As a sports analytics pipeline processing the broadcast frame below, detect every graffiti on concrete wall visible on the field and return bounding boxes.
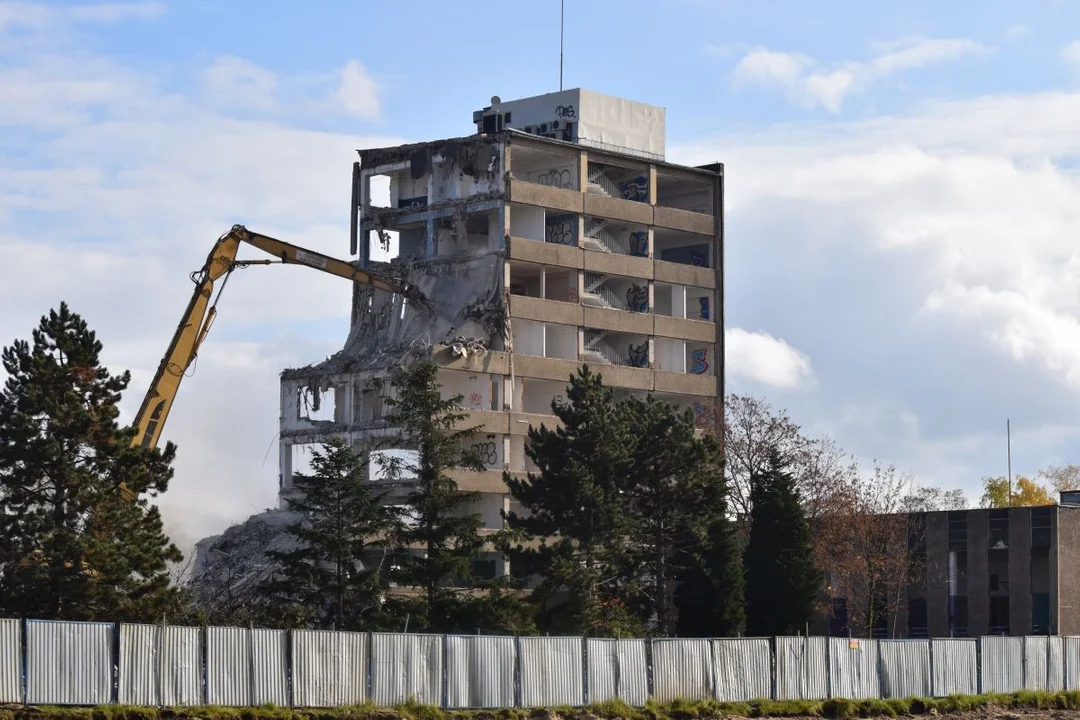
[690,348,709,374]
[629,231,649,257]
[694,402,710,429]
[535,168,573,189]
[470,439,499,467]
[699,297,710,320]
[619,176,649,203]
[628,342,649,368]
[626,285,649,313]
[545,216,577,245]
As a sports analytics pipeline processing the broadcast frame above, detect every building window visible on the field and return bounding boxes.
[1032,507,1052,549]
[989,508,1010,549]
[908,598,928,638]
[1033,593,1051,635]
[948,511,968,551]
[990,596,1010,635]
[829,598,849,637]
[949,595,969,637]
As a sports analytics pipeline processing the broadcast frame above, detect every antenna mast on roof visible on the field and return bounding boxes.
[559,0,565,91]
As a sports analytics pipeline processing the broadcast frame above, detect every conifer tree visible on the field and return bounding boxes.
[621,396,726,636]
[744,450,821,636]
[380,360,487,632]
[675,509,745,637]
[504,366,641,636]
[263,437,399,630]
[0,303,182,621]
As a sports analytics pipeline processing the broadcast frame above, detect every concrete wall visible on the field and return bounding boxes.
[1057,507,1080,635]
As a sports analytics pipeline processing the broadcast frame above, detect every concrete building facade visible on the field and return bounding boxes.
[276,90,724,577]
[825,501,1080,638]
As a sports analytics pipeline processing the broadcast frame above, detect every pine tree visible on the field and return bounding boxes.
[262,437,399,630]
[504,366,641,636]
[675,509,745,637]
[744,450,821,636]
[0,303,182,621]
[380,360,486,632]
[621,396,726,636]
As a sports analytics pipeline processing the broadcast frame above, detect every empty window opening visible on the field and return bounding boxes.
[582,216,648,256]
[653,227,712,268]
[582,272,648,312]
[586,160,648,203]
[510,144,578,190]
[297,385,337,423]
[436,211,495,257]
[520,378,566,415]
[508,262,543,298]
[655,338,686,373]
[439,370,493,411]
[583,328,649,368]
[655,170,714,214]
[509,203,546,242]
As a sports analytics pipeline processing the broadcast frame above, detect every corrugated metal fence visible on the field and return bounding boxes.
[0,619,1076,708]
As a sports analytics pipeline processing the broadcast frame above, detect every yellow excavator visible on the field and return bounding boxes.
[129,224,428,453]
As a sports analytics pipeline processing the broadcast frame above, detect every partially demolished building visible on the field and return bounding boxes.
[196,88,724,588]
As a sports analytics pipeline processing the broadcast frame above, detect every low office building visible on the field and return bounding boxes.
[824,496,1080,638]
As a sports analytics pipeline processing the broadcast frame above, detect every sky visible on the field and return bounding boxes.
[3,0,1080,557]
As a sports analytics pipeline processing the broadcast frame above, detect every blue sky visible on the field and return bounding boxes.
[4,1,1080,553]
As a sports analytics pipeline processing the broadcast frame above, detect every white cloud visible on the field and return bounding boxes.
[201,56,279,112]
[731,36,990,112]
[335,60,380,120]
[0,22,403,557]
[1062,40,1080,73]
[672,86,1080,492]
[725,328,815,389]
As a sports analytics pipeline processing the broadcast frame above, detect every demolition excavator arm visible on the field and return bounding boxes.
[130,224,428,452]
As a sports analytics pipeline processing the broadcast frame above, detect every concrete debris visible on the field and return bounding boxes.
[191,508,299,599]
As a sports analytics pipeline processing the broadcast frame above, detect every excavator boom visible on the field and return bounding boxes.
[130,224,425,451]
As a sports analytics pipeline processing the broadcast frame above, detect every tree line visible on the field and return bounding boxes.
[1,305,1076,637]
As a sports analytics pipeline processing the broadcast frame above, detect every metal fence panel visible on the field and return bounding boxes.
[586,638,648,706]
[371,633,443,707]
[292,630,367,707]
[1066,637,1080,690]
[163,626,203,706]
[252,629,288,706]
[207,626,251,706]
[1025,637,1048,691]
[982,636,1024,694]
[119,624,157,705]
[0,619,21,704]
[712,638,771,702]
[26,620,113,705]
[519,636,585,707]
[651,638,713,702]
[1049,637,1065,692]
[829,637,880,700]
[931,638,978,696]
[446,635,515,709]
[775,637,827,701]
[878,640,930,699]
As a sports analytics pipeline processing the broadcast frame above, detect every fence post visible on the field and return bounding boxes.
[366,631,375,706]
[646,637,654,702]
[707,636,718,701]
[976,636,983,695]
[928,639,936,698]
[825,636,832,700]
[514,635,523,708]
[581,636,590,705]
[157,615,165,708]
[770,637,777,701]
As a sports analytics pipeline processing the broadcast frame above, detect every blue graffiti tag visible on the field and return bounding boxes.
[629,231,648,257]
[618,175,649,203]
[699,296,710,320]
[689,250,707,267]
[628,342,649,368]
[690,348,709,374]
